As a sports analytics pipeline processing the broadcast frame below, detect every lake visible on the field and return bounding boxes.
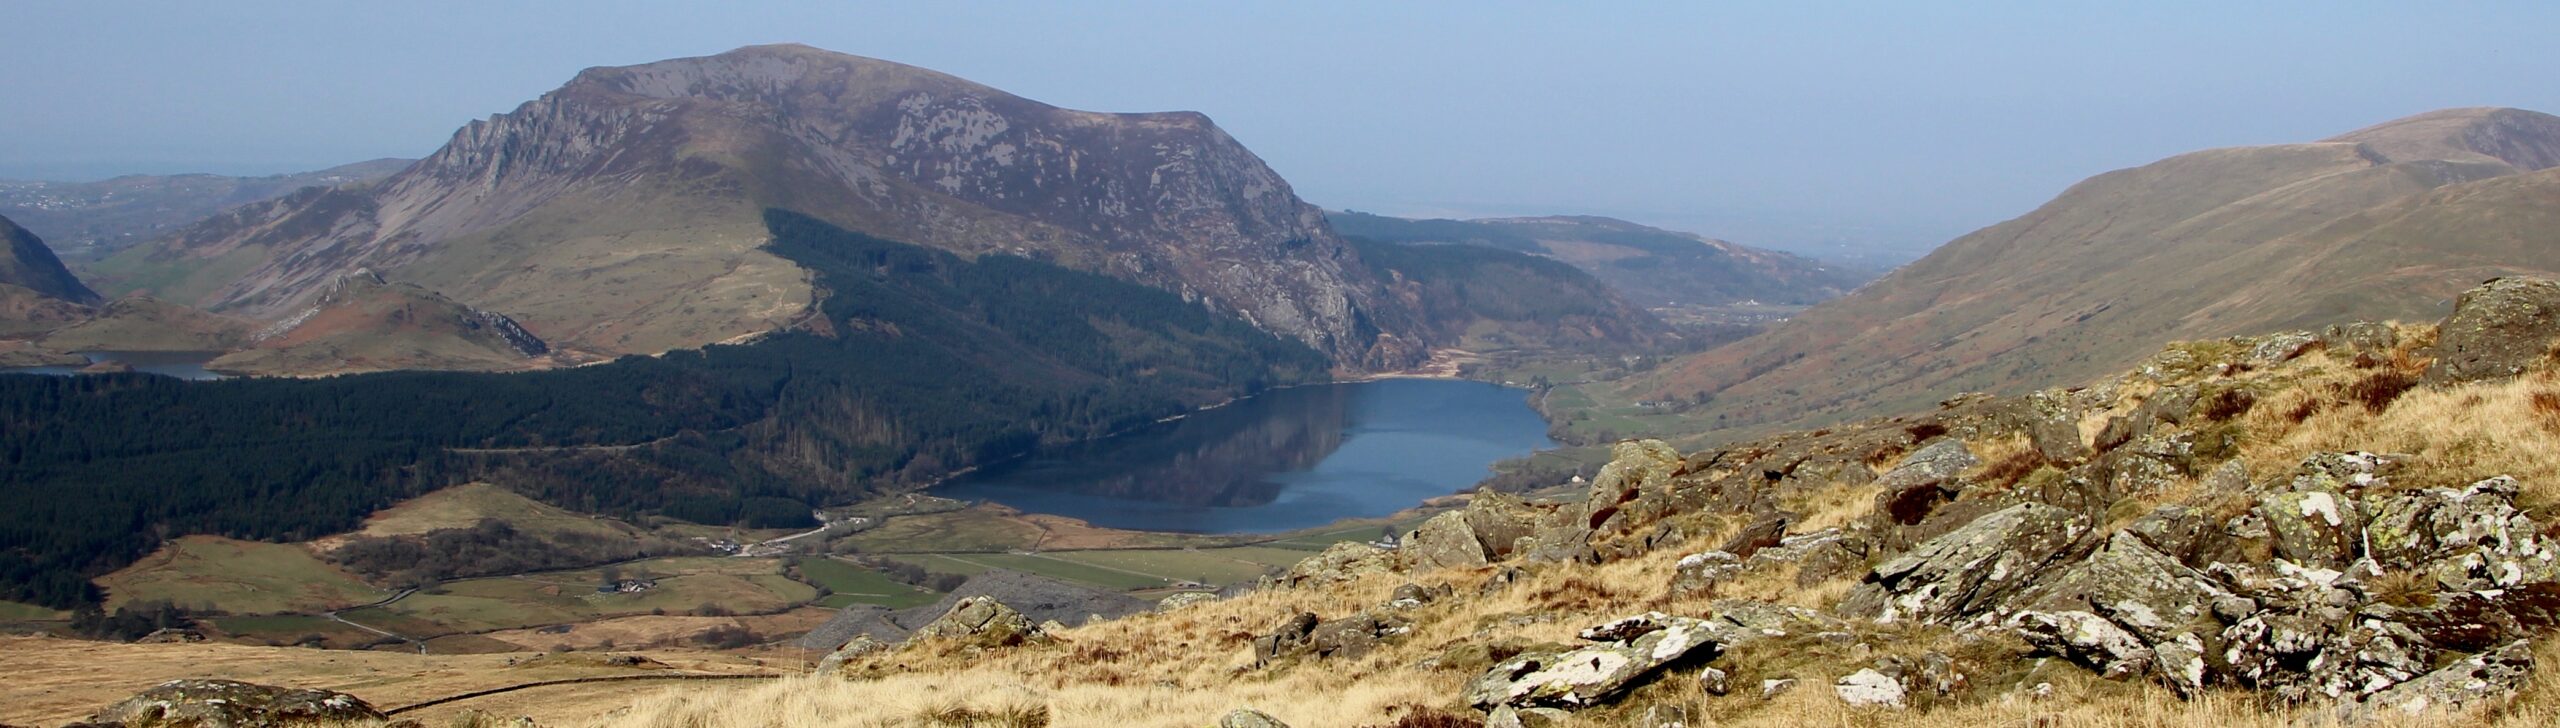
[0,350,226,380]
[934,378,1557,534]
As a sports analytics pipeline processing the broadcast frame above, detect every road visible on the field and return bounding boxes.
[326,588,419,651]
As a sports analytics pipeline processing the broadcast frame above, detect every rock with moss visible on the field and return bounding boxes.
[1156,591,1218,612]
[83,679,386,727]
[813,634,884,675]
[907,596,1051,649]
[2426,276,2560,385]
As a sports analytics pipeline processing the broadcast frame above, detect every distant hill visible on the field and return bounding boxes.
[1351,238,1673,353]
[0,213,99,338]
[1326,211,1875,311]
[90,45,1433,369]
[1637,107,2560,438]
[0,159,410,261]
[205,270,551,377]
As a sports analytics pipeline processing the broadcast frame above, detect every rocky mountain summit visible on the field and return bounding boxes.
[100,44,1431,368]
[670,276,2560,727]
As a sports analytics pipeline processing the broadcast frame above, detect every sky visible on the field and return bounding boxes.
[4,2,2557,261]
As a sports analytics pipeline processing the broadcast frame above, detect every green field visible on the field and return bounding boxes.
[0,600,68,620]
[834,509,1045,553]
[210,614,388,649]
[358,557,818,636]
[97,536,391,614]
[797,558,940,609]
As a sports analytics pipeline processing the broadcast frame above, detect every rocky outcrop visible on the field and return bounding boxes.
[1253,611,1412,666]
[80,679,385,727]
[2426,276,2560,384]
[908,596,1052,649]
[1280,542,1394,587]
[1839,502,2092,625]
[1403,490,1551,571]
[1464,613,1723,711]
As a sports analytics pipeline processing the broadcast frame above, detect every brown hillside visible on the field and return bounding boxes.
[1637,108,2560,439]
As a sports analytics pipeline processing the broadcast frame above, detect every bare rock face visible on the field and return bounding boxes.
[82,679,385,727]
[2426,277,2560,384]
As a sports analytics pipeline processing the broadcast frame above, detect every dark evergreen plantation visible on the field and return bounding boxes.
[0,210,1331,608]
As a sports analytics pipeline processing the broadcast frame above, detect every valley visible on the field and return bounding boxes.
[2,20,2558,727]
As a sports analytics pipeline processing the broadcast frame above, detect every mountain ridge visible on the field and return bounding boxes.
[1636,107,2560,439]
[98,45,1431,369]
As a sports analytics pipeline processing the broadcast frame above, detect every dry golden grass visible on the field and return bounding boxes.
[0,635,780,727]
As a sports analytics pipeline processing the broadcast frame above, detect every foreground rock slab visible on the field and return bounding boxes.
[1465,613,1721,711]
[81,679,386,728]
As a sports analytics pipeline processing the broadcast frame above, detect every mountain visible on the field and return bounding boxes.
[92,45,1428,368]
[1637,107,2560,438]
[0,213,101,338]
[0,159,410,261]
[1351,238,1673,353]
[203,270,551,377]
[1327,211,1875,311]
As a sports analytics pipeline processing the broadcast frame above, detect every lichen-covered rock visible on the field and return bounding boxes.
[2015,531,2234,642]
[1403,510,1492,570]
[1385,582,1451,609]
[1464,613,1723,710]
[1670,550,1744,597]
[1218,708,1291,728]
[2255,489,2363,568]
[1580,440,1687,536]
[1698,599,1846,648]
[1157,591,1218,612]
[1697,667,1730,696]
[1834,668,1907,708]
[2425,277,2560,385]
[2321,322,2398,354]
[2247,331,2320,364]
[1254,612,1410,666]
[908,596,1051,649]
[1874,439,1979,493]
[1840,503,2091,625]
[1282,541,1392,587]
[2337,639,2535,722]
[85,679,386,728]
[813,634,885,675]
[2010,610,2153,681]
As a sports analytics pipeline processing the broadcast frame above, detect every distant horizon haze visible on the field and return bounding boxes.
[5,2,2555,260]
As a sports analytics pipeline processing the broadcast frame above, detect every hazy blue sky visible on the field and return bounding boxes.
[4,2,2556,259]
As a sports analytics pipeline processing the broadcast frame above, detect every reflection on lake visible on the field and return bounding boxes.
[935,379,1556,534]
[0,351,226,380]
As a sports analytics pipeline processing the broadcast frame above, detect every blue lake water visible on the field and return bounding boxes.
[0,351,226,380]
[934,378,1557,534]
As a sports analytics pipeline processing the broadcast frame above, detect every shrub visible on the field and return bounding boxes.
[2342,371,2421,414]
